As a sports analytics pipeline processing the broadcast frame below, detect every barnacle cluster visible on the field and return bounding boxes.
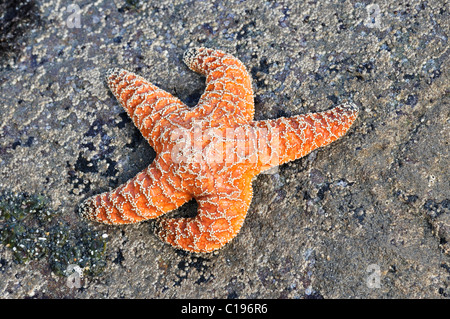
[0,191,107,276]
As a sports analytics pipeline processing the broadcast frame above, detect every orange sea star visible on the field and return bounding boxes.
[79,47,359,253]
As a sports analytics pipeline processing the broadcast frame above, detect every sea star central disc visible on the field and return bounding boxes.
[79,47,359,253]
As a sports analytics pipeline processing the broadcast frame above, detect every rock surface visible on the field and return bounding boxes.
[0,0,448,298]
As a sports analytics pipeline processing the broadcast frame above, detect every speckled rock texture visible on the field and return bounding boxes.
[0,0,448,298]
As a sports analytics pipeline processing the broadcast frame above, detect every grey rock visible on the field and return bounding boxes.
[0,0,448,298]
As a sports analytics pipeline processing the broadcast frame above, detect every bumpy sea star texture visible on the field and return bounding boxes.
[79,47,358,253]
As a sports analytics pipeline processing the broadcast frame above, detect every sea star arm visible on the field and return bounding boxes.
[155,184,253,253]
[79,160,192,224]
[183,47,255,125]
[107,68,189,151]
[253,102,359,173]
